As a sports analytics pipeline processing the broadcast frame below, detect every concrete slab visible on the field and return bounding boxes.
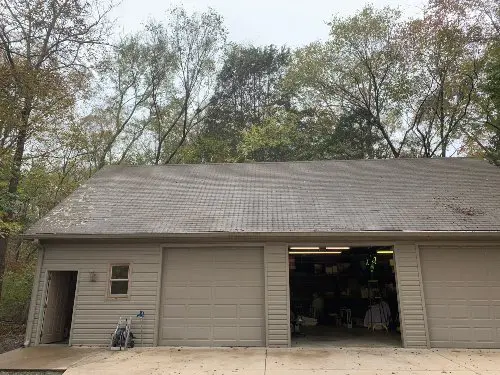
[435,349,500,372]
[266,347,464,372]
[265,371,478,375]
[2,346,497,374]
[62,347,500,375]
[0,347,102,371]
[64,347,266,375]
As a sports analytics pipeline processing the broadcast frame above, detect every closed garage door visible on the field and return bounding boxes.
[159,247,265,346]
[420,246,500,348]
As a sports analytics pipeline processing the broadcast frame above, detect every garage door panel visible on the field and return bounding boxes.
[185,326,211,339]
[212,304,237,317]
[426,304,448,318]
[448,305,468,318]
[474,328,493,341]
[214,286,262,299]
[214,249,263,263]
[239,304,263,317]
[463,266,488,280]
[212,317,264,325]
[188,287,211,299]
[165,286,187,298]
[163,305,186,317]
[186,305,211,317]
[167,250,213,263]
[451,328,472,342]
[184,269,220,282]
[429,327,450,341]
[162,326,184,339]
[421,246,500,348]
[160,247,265,346]
[214,268,263,282]
[213,327,238,339]
[239,327,264,339]
[470,305,491,319]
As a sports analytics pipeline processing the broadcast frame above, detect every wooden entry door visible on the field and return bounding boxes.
[41,271,74,344]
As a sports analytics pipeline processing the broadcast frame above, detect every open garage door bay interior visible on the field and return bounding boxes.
[159,247,265,347]
[289,245,402,348]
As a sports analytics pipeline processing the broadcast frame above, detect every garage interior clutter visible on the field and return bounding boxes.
[289,246,401,347]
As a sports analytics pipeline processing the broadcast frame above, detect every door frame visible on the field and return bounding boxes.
[35,270,79,346]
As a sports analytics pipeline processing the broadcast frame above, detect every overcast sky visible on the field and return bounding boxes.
[111,0,427,47]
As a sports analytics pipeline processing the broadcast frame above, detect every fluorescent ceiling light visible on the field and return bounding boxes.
[377,250,394,254]
[326,247,350,250]
[289,246,320,250]
[289,251,342,255]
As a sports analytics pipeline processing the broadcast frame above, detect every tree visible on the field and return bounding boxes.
[198,44,292,161]
[83,34,153,171]
[288,7,410,158]
[238,112,305,162]
[400,0,484,157]
[454,0,500,164]
[146,8,227,165]
[0,0,113,300]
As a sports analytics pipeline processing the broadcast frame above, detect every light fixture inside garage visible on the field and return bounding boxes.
[326,247,350,250]
[289,246,320,251]
[377,250,394,254]
[289,251,342,255]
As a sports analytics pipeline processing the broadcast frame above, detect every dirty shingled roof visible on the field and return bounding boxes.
[25,158,500,236]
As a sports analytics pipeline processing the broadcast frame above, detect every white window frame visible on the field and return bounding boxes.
[109,264,130,298]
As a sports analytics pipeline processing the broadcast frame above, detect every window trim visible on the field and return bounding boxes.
[108,264,131,298]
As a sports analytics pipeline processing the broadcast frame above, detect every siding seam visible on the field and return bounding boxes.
[153,245,162,347]
[264,247,269,347]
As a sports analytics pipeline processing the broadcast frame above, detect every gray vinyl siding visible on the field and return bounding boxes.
[30,243,161,346]
[264,244,289,347]
[394,244,429,348]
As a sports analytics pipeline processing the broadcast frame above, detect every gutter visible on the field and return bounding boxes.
[21,230,500,241]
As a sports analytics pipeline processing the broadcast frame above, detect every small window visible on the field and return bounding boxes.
[109,265,130,297]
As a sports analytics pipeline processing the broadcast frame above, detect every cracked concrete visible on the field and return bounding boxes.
[2,346,500,374]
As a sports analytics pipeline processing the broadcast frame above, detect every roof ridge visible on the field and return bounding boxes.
[100,157,485,168]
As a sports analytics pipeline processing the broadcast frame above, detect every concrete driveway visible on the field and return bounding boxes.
[62,347,500,375]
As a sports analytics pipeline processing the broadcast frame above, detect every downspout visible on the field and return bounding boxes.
[24,240,44,347]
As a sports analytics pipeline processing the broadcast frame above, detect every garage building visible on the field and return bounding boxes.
[23,158,500,349]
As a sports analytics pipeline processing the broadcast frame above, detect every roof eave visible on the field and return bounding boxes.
[22,230,500,241]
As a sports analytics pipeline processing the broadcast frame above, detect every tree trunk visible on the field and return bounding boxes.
[1,101,31,302]
[8,125,28,194]
[0,237,6,302]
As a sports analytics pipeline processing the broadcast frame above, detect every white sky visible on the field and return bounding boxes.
[111,0,427,47]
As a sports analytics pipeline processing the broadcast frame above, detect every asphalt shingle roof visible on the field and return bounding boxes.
[26,158,500,236]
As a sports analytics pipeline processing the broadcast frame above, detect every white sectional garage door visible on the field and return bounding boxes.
[420,246,500,348]
[159,247,265,346]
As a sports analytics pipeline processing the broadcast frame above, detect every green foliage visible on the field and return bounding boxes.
[201,44,292,160]
[482,42,500,164]
[238,113,305,162]
[180,137,236,163]
[0,261,35,323]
